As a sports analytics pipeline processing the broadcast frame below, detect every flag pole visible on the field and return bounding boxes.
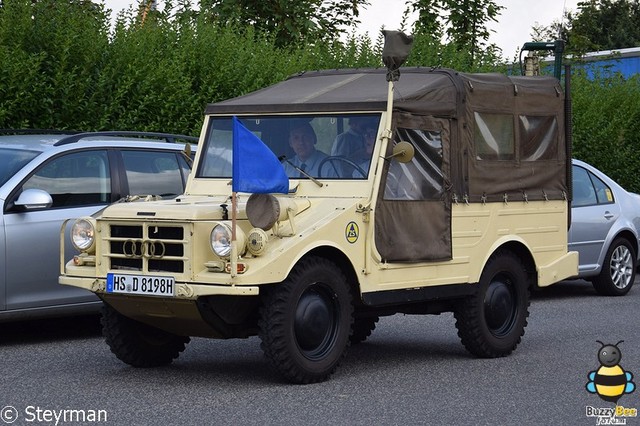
[231,191,238,278]
[363,30,413,275]
[229,116,289,279]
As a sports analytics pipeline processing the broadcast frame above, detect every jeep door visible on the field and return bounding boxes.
[374,115,452,263]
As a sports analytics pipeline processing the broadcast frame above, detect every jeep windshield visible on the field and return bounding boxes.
[197,114,381,180]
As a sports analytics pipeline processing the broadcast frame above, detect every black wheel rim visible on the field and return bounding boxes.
[483,275,517,337]
[294,283,340,361]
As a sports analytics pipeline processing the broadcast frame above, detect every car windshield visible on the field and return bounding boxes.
[197,114,381,180]
[0,148,41,187]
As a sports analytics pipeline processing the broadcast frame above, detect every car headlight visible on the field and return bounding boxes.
[71,218,96,253]
[210,222,246,259]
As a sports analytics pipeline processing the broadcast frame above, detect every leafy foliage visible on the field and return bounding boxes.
[571,71,640,192]
[0,0,379,134]
[0,0,110,128]
[405,0,504,68]
[529,0,640,191]
[533,0,640,56]
[1,0,639,192]
[199,0,370,47]
[569,0,640,54]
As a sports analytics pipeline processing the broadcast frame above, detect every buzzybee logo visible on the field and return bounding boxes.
[586,341,635,403]
[585,341,637,425]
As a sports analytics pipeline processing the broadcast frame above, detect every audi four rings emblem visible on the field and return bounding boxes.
[122,239,166,258]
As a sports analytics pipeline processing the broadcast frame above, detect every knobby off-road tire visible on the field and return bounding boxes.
[592,237,636,296]
[454,250,530,358]
[350,316,379,344]
[258,257,354,384]
[101,303,190,367]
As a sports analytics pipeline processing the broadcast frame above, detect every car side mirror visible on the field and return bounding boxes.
[14,188,53,210]
[385,141,415,163]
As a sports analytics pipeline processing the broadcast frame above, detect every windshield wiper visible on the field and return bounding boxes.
[279,156,323,188]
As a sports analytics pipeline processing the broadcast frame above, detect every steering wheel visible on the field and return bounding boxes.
[318,156,367,178]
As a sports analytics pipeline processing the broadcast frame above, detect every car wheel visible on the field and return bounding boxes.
[258,257,354,384]
[592,238,636,296]
[454,250,530,358]
[350,316,379,344]
[101,303,190,367]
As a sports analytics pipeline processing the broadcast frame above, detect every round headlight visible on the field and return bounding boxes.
[210,223,247,259]
[211,223,232,258]
[71,218,96,253]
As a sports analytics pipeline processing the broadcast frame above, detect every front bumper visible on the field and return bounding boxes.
[59,275,259,300]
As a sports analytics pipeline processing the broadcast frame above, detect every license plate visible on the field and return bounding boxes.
[106,273,175,297]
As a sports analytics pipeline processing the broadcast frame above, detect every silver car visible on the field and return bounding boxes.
[0,131,196,322]
[570,159,640,295]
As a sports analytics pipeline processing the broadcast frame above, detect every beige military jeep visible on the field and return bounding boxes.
[60,67,578,383]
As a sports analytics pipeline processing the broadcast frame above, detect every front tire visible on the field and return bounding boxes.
[258,257,354,384]
[454,250,530,358]
[592,238,636,296]
[101,303,190,367]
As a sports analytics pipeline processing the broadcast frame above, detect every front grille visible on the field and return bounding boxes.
[107,223,186,273]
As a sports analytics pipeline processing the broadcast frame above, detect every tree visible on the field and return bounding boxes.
[534,0,640,55]
[405,0,504,69]
[570,0,640,53]
[405,0,442,36]
[441,0,503,57]
[529,17,569,44]
[198,0,370,47]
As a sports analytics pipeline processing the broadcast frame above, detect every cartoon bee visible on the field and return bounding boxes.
[586,340,635,403]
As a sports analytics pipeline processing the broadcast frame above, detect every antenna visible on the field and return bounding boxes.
[559,0,568,39]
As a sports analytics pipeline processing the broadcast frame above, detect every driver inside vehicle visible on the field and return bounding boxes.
[282,122,328,178]
[351,124,377,177]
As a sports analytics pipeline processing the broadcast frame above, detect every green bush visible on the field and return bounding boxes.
[0,0,110,129]
[0,1,380,135]
[1,0,639,192]
[571,71,640,192]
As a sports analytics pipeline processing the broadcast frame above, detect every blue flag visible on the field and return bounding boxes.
[232,116,289,194]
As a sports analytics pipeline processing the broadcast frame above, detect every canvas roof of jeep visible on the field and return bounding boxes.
[204,67,563,116]
[204,67,567,203]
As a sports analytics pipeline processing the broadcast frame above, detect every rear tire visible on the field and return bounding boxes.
[101,303,190,367]
[592,238,636,296]
[350,316,379,344]
[454,250,530,358]
[258,257,354,384]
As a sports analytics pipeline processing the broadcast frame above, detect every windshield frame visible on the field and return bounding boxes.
[196,113,382,181]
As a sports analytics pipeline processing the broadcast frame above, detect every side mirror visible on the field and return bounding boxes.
[386,141,415,163]
[14,188,53,210]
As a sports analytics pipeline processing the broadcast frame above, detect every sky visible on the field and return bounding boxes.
[101,0,581,59]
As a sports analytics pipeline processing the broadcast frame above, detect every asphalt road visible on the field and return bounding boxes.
[1,279,639,426]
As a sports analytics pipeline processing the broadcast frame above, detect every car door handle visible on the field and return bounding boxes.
[604,211,614,220]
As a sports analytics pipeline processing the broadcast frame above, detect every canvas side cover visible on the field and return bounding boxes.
[375,113,452,262]
[373,72,566,262]
[459,73,567,202]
